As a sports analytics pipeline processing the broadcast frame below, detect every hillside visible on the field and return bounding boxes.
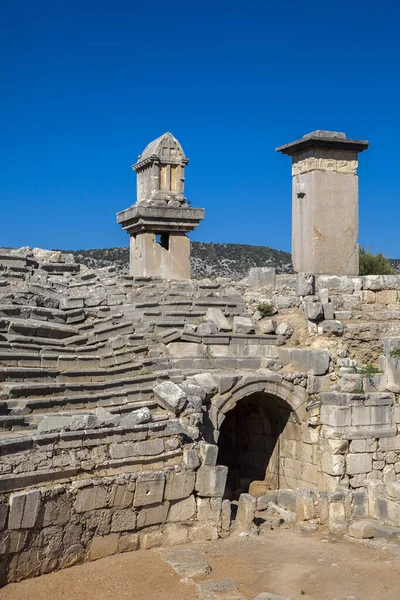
[66,242,293,279]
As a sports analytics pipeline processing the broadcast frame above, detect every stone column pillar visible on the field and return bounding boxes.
[276,130,368,275]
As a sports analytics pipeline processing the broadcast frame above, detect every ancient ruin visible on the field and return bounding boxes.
[277,130,368,276]
[2,130,400,593]
[117,132,204,280]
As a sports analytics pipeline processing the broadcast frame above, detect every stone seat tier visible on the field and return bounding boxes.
[0,343,149,368]
[3,318,80,339]
[0,358,154,383]
[1,369,173,402]
[0,399,161,432]
[0,304,68,324]
[2,385,158,415]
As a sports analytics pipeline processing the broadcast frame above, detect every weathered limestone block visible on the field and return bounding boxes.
[278,347,330,375]
[168,496,196,522]
[120,407,152,428]
[136,439,164,456]
[133,472,165,507]
[154,381,187,414]
[110,509,137,532]
[183,447,201,469]
[248,267,276,290]
[197,322,219,335]
[192,372,218,394]
[337,373,362,393]
[258,318,276,334]
[235,493,256,531]
[348,520,375,542]
[386,482,400,501]
[321,453,345,476]
[205,308,232,332]
[9,490,41,529]
[74,485,107,513]
[346,453,372,475]
[197,498,222,524]
[195,466,228,498]
[304,300,323,322]
[233,316,254,334]
[198,443,219,466]
[137,502,170,527]
[88,533,119,561]
[163,549,211,578]
[118,532,139,553]
[321,320,344,336]
[165,469,196,501]
[296,273,315,296]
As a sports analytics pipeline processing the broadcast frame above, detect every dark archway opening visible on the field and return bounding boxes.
[217,392,291,500]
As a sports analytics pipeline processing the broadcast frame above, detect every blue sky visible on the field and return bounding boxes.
[1,0,400,255]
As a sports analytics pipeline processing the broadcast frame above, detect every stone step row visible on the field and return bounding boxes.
[0,369,175,406]
[0,398,161,431]
[0,357,154,383]
[1,317,80,339]
[0,304,68,324]
[0,342,148,368]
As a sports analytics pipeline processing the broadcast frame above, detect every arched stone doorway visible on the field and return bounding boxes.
[218,392,292,500]
[207,373,311,500]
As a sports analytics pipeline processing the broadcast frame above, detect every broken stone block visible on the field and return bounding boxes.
[296,273,315,296]
[258,318,276,334]
[94,407,120,428]
[195,465,228,498]
[304,300,323,322]
[235,493,256,531]
[275,322,293,338]
[348,519,376,539]
[233,316,254,334]
[120,406,152,428]
[197,322,219,335]
[321,320,344,336]
[205,308,232,332]
[163,549,211,578]
[154,381,187,414]
[192,372,218,394]
[37,415,73,434]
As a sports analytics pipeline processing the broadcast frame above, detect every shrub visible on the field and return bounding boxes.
[256,301,275,318]
[359,246,394,276]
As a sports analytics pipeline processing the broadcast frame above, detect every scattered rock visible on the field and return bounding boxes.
[163,549,211,578]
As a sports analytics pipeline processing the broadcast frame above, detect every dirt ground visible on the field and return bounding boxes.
[2,528,400,600]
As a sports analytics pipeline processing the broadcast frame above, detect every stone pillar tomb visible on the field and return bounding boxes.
[117,132,204,279]
[276,130,368,275]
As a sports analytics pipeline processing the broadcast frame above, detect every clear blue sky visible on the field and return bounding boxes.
[1,0,400,255]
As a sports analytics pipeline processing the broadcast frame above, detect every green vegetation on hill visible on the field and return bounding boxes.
[65,242,293,279]
[61,243,400,279]
[359,246,394,276]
